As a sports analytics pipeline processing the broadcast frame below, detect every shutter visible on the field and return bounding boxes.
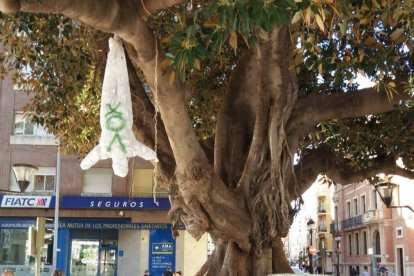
[83,168,112,194]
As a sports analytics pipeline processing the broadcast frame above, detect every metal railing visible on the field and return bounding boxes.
[341,214,363,230]
[330,221,340,234]
[318,203,326,213]
[318,224,327,232]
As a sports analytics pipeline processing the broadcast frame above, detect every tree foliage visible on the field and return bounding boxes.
[2,0,413,160]
[0,13,104,154]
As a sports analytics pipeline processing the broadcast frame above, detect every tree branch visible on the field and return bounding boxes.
[325,158,414,185]
[1,0,157,61]
[292,145,414,197]
[126,54,176,183]
[287,86,412,150]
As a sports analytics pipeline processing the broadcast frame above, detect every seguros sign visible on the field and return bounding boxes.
[1,195,52,208]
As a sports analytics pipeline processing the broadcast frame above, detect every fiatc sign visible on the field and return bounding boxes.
[0,195,54,208]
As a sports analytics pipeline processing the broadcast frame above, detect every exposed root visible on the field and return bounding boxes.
[196,239,293,275]
[272,238,293,273]
[196,239,227,276]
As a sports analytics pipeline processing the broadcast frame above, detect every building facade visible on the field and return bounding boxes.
[331,178,414,276]
[0,72,208,275]
[315,182,333,274]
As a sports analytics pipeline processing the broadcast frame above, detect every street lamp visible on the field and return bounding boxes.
[374,182,414,213]
[12,164,38,192]
[13,152,61,273]
[307,218,316,274]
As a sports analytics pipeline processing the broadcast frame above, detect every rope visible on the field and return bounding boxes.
[140,0,152,17]
[152,36,160,207]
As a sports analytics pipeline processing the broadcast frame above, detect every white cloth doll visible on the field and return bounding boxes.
[81,37,158,177]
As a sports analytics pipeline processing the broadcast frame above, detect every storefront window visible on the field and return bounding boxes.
[71,240,99,275]
[0,228,53,275]
[0,229,27,265]
[71,239,117,276]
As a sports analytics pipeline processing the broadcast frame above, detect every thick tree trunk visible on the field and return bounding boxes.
[192,26,298,274]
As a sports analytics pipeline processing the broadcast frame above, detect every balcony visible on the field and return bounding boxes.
[318,206,327,214]
[318,224,327,232]
[362,209,383,223]
[330,221,340,235]
[341,214,363,230]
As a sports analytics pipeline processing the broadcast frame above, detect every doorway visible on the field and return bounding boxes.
[98,246,117,276]
[70,240,117,276]
[397,247,404,276]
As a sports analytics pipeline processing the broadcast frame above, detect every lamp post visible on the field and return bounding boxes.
[52,149,61,272]
[12,164,40,275]
[12,164,38,192]
[374,182,414,213]
[307,218,316,274]
[335,247,340,276]
[12,153,61,273]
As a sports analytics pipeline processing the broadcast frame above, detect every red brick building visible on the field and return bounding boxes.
[331,178,414,275]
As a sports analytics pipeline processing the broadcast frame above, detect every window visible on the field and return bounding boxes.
[353,198,358,216]
[347,201,351,218]
[14,113,34,135]
[363,231,368,255]
[132,169,167,197]
[396,227,403,238]
[371,190,378,209]
[374,231,381,255]
[83,168,112,195]
[34,175,55,191]
[0,229,29,265]
[355,233,360,255]
[334,206,339,231]
[13,112,51,136]
[9,167,56,193]
[361,195,366,213]
[348,234,352,255]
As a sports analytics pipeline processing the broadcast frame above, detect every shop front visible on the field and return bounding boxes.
[0,195,56,275]
[0,218,176,276]
[0,195,177,276]
[58,196,174,276]
[56,219,176,276]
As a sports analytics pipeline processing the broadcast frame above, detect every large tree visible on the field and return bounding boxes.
[1,0,414,274]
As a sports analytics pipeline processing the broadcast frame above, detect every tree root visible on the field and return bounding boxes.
[196,238,292,276]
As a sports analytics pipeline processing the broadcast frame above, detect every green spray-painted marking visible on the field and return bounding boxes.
[105,102,127,153]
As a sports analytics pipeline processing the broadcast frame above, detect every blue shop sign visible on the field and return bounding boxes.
[0,218,175,230]
[58,219,172,230]
[0,218,37,228]
[149,229,175,276]
[61,196,170,210]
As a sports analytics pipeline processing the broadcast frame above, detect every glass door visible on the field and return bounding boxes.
[71,240,99,276]
[98,246,117,276]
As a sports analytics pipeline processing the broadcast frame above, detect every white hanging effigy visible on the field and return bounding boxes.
[81,36,158,177]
